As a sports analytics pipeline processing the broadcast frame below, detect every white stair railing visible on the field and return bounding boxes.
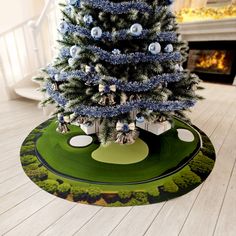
[28,0,57,68]
[0,0,60,100]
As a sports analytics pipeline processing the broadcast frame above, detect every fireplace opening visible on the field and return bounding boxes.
[186,41,236,84]
[192,50,233,75]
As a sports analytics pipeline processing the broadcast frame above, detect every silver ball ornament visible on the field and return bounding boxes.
[130,23,143,36]
[91,27,102,39]
[164,44,174,53]
[70,45,81,58]
[59,22,69,34]
[148,42,161,55]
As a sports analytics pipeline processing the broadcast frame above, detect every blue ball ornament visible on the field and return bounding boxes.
[70,45,81,58]
[136,116,145,123]
[130,23,143,36]
[83,15,93,25]
[164,44,174,53]
[91,27,103,39]
[148,42,161,55]
[59,22,69,34]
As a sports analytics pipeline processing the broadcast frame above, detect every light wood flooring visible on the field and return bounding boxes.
[0,82,236,236]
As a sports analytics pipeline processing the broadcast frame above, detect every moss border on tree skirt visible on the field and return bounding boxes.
[20,118,216,207]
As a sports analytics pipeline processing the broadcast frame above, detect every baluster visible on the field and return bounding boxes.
[3,36,16,84]
[39,27,48,67]
[22,25,33,74]
[13,30,24,80]
[0,52,10,99]
[28,20,42,69]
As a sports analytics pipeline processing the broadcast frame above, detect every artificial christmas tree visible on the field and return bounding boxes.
[21,0,216,207]
[35,0,201,145]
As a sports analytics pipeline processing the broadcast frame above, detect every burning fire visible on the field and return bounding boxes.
[196,51,228,72]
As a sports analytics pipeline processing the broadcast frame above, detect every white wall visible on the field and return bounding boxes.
[0,0,44,34]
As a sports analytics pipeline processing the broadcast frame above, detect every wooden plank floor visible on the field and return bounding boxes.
[0,83,236,236]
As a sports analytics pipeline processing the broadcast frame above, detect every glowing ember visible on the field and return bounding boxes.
[196,51,229,72]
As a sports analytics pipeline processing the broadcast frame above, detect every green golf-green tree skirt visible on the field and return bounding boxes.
[20,118,215,207]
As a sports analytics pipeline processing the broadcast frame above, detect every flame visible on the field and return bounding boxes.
[196,51,228,72]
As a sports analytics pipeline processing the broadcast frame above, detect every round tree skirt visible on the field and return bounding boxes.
[20,118,216,207]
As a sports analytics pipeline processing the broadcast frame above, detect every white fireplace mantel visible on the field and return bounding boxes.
[179,18,236,42]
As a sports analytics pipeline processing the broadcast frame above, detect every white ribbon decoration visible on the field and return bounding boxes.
[99,84,116,93]
[116,122,135,132]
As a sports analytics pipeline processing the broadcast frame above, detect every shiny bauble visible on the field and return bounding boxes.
[59,22,69,34]
[164,44,174,53]
[130,23,143,36]
[148,42,161,54]
[70,45,81,58]
[91,27,102,39]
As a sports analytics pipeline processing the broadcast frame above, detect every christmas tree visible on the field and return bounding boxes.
[35,0,201,145]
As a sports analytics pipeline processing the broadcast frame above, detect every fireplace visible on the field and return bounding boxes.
[189,50,233,75]
[186,41,236,84]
